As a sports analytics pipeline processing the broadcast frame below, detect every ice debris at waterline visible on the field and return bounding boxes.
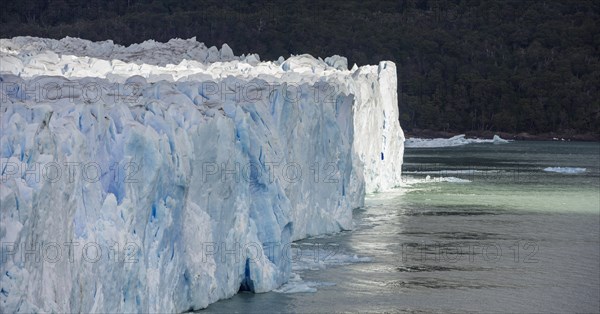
[274,273,337,294]
[0,37,404,313]
[543,167,586,174]
[405,134,509,148]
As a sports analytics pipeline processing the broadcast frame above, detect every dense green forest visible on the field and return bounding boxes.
[2,0,599,136]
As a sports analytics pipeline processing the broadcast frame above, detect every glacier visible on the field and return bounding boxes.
[0,37,404,312]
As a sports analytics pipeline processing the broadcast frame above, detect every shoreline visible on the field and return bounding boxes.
[404,129,599,142]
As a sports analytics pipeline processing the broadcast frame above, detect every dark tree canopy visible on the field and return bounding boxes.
[2,0,599,136]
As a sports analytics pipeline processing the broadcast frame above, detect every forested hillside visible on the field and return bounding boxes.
[2,0,598,136]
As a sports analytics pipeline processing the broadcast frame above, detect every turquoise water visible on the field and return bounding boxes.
[201,141,600,313]
[402,141,599,214]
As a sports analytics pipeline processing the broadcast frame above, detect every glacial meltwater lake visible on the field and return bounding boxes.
[201,141,600,313]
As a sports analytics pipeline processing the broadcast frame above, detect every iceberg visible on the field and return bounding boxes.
[0,37,404,312]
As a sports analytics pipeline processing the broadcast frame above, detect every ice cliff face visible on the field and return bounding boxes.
[0,37,404,312]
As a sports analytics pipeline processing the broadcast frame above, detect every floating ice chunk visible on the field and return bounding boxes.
[405,134,510,148]
[543,167,586,174]
[274,273,316,293]
[419,175,472,183]
[493,134,509,144]
[438,177,472,183]
[273,273,336,294]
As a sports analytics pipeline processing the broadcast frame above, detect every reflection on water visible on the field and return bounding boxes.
[201,141,600,313]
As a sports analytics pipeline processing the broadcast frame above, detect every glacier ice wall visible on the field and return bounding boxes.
[0,37,404,312]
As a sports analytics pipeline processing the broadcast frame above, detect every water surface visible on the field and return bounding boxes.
[202,141,600,313]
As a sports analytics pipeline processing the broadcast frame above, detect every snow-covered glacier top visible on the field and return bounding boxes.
[0,37,404,312]
[1,36,350,81]
[1,37,249,66]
